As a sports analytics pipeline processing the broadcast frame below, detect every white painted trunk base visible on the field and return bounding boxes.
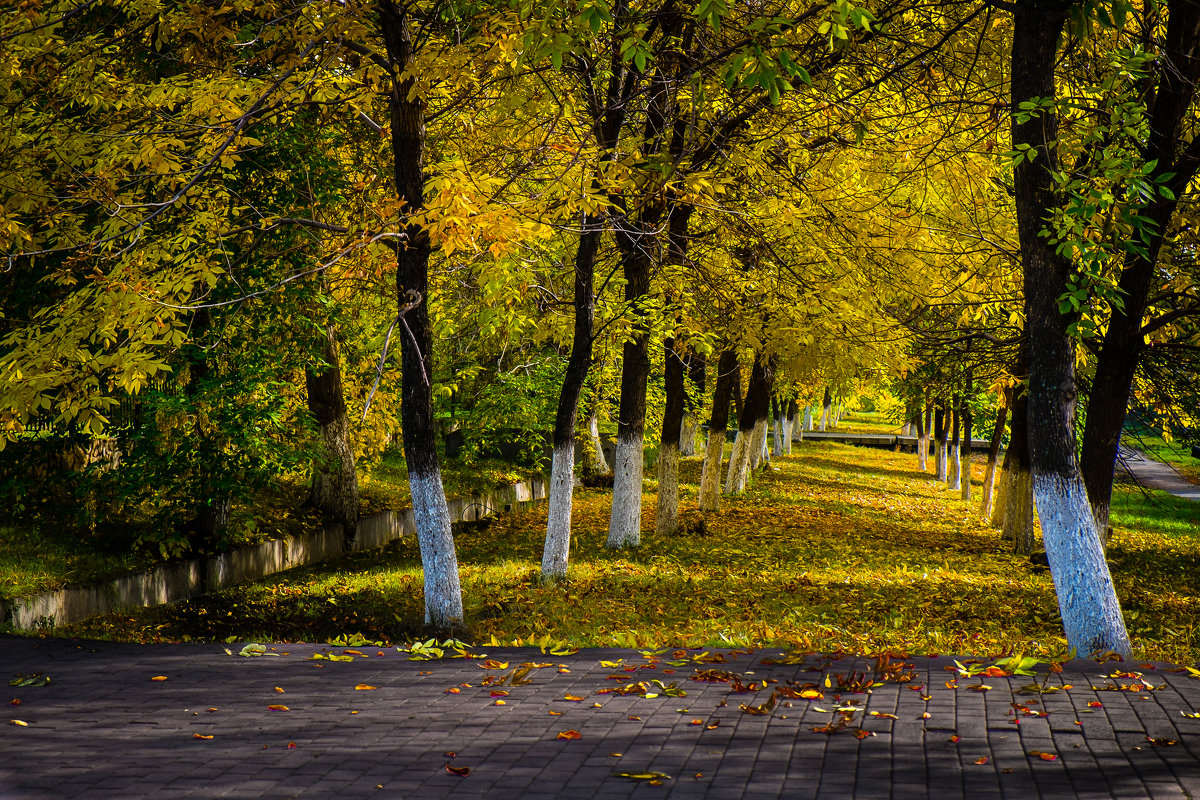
[655,444,680,536]
[1034,473,1132,657]
[917,437,928,472]
[803,408,813,432]
[606,433,643,549]
[725,431,751,494]
[936,440,948,482]
[979,457,998,519]
[410,469,464,626]
[541,444,575,581]
[679,412,699,457]
[586,411,609,474]
[698,432,724,512]
[949,449,961,491]
[750,420,768,470]
[772,418,784,456]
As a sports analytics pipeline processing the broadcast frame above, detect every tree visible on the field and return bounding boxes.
[1010,0,1131,655]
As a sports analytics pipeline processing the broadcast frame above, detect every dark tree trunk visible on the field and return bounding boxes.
[379,0,462,627]
[820,386,832,431]
[656,334,686,535]
[915,393,927,471]
[1012,0,1130,656]
[934,403,948,482]
[305,323,359,545]
[726,355,772,493]
[679,352,705,456]
[979,396,1008,519]
[960,400,973,501]
[1080,0,1200,543]
[541,217,601,580]
[605,229,654,549]
[699,349,738,512]
[949,402,961,490]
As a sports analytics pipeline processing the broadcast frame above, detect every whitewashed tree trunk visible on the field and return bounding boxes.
[409,469,463,626]
[584,405,609,475]
[1036,475,1130,655]
[950,447,961,492]
[803,407,813,432]
[772,417,784,456]
[752,418,769,469]
[725,431,750,493]
[541,443,576,580]
[679,411,699,456]
[655,443,679,535]
[698,431,724,512]
[607,432,644,548]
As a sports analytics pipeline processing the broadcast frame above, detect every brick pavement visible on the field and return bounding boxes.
[3,636,1200,799]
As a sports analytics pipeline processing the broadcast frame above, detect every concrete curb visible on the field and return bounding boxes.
[0,478,546,630]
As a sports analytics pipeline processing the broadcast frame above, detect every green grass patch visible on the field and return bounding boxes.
[47,441,1200,663]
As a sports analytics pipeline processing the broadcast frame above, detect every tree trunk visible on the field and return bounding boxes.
[1012,1,1131,656]
[802,406,812,434]
[1000,381,1035,553]
[949,403,961,491]
[960,402,973,502]
[380,0,462,627]
[655,335,686,536]
[1080,0,1200,546]
[305,323,360,545]
[934,404,948,482]
[915,394,928,472]
[726,356,772,493]
[819,387,831,431]
[699,349,738,512]
[606,230,654,550]
[581,395,610,476]
[771,396,784,456]
[541,216,601,581]
[785,399,798,452]
[679,352,704,456]
[979,397,1008,519]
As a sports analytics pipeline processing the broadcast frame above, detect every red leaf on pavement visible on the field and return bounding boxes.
[445,764,470,777]
[556,730,582,740]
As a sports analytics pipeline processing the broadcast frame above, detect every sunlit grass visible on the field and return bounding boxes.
[51,441,1200,663]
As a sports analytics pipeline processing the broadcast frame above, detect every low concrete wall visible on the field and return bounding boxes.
[0,478,546,631]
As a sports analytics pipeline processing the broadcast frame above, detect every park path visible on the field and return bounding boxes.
[1118,447,1200,503]
[4,636,1200,799]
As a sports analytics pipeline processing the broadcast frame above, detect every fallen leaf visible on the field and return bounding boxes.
[968,685,991,692]
[557,730,582,740]
[192,733,213,740]
[613,771,672,782]
[445,688,461,694]
[564,695,585,702]
[150,676,168,682]
[690,719,703,725]
[444,751,456,758]
[974,757,989,765]
[706,720,720,730]
[869,711,898,719]
[343,649,364,656]
[1180,711,1200,719]
[8,699,19,707]
[628,716,641,721]
[445,764,470,777]
[1028,751,1057,761]
[287,742,297,749]
[267,705,289,712]
[490,690,509,697]
[558,668,571,674]
[274,687,285,693]
[355,684,377,691]
[493,700,506,706]
[1147,737,1177,747]
[10,720,28,727]
[1088,701,1103,708]
[853,729,874,739]
[480,660,509,670]
[548,710,563,716]
[949,735,961,743]
[205,708,218,712]
[921,712,932,719]
[609,753,623,757]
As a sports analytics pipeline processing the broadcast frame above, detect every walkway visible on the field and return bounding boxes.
[1118,447,1200,503]
[3,636,1200,799]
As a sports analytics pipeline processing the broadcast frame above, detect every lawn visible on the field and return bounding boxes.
[47,441,1200,664]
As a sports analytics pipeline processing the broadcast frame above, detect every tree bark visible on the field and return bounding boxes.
[771,396,785,456]
[581,391,610,476]
[979,396,1008,519]
[819,387,831,431]
[655,335,686,536]
[960,401,973,502]
[1012,0,1131,656]
[915,394,928,472]
[679,352,704,456]
[1080,0,1200,544]
[949,403,961,491]
[541,216,601,581]
[380,0,462,627]
[726,356,772,493]
[934,404,948,482]
[699,349,738,512]
[305,323,359,545]
[1001,381,1035,553]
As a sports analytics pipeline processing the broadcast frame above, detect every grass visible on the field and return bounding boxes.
[0,448,539,600]
[44,441,1200,664]
[1121,426,1200,483]
[834,411,902,434]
